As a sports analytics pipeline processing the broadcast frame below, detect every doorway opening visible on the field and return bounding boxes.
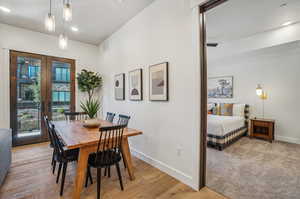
[198,0,228,190]
[200,0,300,198]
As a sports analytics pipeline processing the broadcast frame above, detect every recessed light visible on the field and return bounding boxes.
[0,6,11,13]
[282,21,292,26]
[71,26,78,32]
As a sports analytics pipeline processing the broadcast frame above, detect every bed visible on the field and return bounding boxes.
[207,104,249,150]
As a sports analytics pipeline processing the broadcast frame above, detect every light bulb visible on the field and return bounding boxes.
[45,13,55,32]
[59,34,68,50]
[63,3,72,22]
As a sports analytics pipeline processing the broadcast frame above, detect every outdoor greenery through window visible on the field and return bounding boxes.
[16,56,41,136]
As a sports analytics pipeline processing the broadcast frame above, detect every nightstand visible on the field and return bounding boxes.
[250,118,275,143]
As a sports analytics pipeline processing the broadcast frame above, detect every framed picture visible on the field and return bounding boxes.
[114,73,125,100]
[208,76,233,98]
[129,69,143,101]
[149,62,169,101]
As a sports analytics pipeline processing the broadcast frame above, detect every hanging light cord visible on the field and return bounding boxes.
[62,0,66,35]
[49,0,52,14]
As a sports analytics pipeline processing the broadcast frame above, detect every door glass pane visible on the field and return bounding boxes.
[51,61,71,121]
[16,56,41,137]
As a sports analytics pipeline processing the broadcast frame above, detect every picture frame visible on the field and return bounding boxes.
[114,73,125,100]
[129,69,143,101]
[149,62,169,101]
[208,76,233,98]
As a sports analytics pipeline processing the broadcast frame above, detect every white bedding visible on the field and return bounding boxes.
[207,115,245,136]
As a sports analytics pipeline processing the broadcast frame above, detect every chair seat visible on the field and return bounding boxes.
[54,148,79,162]
[88,150,121,168]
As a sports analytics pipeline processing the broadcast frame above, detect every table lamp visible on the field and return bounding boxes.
[256,84,268,118]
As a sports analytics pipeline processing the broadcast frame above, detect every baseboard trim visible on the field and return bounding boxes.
[131,147,195,189]
[276,135,300,145]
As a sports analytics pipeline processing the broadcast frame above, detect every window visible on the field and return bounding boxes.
[54,67,70,82]
[19,83,34,101]
[28,66,40,78]
[17,57,41,79]
[52,91,70,102]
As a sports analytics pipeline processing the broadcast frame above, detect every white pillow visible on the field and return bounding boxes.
[232,104,245,117]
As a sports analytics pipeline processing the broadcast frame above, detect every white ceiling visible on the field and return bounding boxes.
[0,0,154,45]
[206,0,300,43]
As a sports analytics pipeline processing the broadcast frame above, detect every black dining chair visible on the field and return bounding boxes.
[64,111,88,121]
[105,112,116,123]
[103,114,131,177]
[85,124,127,199]
[43,115,57,174]
[117,114,131,126]
[117,114,131,170]
[49,123,79,196]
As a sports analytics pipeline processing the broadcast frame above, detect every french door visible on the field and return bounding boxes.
[10,51,75,146]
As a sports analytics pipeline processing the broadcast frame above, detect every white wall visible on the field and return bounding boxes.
[190,0,207,8]
[0,23,99,128]
[208,23,300,61]
[208,41,300,144]
[98,0,201,189]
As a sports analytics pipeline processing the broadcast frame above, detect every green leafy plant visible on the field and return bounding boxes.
[29,74,41,103]
[57,108,65,114]
[80,99,101,119]
[77,69,103,102]
[77,69,103,119]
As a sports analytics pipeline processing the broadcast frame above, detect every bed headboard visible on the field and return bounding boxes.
[244,104,250,127]
[208,103,250,127]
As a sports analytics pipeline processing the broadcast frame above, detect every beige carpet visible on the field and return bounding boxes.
[207,137,300,199]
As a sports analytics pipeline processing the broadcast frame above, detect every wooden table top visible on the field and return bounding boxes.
[250,118,275,123]
[52,120,142,149]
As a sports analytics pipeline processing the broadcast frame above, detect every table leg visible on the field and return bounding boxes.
[73,146,90,199]
[121,138,135,180]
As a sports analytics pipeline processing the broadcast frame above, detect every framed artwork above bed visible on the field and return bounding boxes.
[208,76,233,98]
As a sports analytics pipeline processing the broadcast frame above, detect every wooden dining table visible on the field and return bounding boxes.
[52,119,143,199]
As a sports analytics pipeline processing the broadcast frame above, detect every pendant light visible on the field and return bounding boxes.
[59,33,68,50]
[45,0,55,32]
[63,0,72,22]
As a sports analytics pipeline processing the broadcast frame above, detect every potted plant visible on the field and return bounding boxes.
[77,69,103,127]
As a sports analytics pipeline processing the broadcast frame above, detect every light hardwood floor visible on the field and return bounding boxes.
[0,143,227,199]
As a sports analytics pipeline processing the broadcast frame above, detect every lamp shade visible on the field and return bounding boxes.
[45,13,55,32]
[256,84,263,96]
[261,91,268,100]
[59,34,68,50]
[63,2,72,22]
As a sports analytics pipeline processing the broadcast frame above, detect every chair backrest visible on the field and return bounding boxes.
[106,112,116,123]
[64,111,88,121]
[95,124,127,163]
[50,124,66,158]
[117,114,131,127]
[43,115,54,146]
